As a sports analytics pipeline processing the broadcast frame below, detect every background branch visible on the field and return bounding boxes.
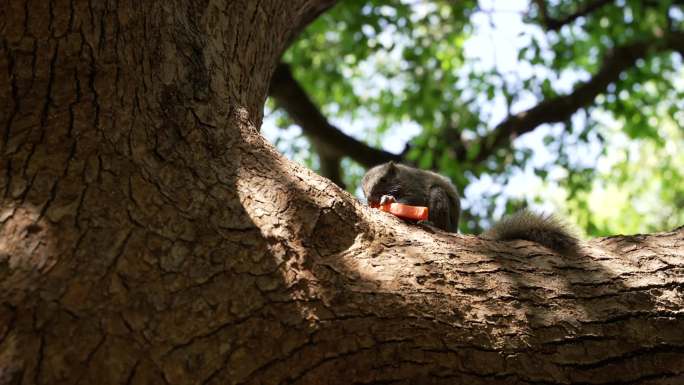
[469,32,684,164]
[269,63,404,171]
[318,153,345,188]
[534,0,614,31]
[285,1,341,49]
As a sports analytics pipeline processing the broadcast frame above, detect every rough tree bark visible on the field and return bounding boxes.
[1,1,683,385]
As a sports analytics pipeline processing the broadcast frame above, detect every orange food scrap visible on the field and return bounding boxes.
[372,202,429,221]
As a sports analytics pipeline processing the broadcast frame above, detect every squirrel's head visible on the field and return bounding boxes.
[361,161,399,206]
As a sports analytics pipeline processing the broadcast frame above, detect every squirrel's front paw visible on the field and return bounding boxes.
[380,195,396,205]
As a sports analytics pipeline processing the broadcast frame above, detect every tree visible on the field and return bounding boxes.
[1,1,683,384]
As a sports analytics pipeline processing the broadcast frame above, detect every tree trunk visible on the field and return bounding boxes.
[1,1,683,385]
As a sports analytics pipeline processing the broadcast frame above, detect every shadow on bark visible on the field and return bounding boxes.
[246,179,684,385]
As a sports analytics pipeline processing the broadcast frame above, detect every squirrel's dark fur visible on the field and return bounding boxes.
[362,162,461,232]
[481,210,579,255]
[362,162,579,254]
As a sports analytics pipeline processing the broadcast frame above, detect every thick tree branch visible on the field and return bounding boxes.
[471,32,684,164]
[533,0,614,31]
[4,0,684,382]
[269,63,403,168]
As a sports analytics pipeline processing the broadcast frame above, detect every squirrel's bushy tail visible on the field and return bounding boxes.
[483,210,580,255]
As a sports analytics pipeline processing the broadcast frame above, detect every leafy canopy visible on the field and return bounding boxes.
[265,0,684,236]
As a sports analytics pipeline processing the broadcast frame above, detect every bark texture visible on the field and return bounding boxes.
[1,1,683,385]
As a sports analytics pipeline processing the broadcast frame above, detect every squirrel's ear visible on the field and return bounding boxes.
[386,161,397,174]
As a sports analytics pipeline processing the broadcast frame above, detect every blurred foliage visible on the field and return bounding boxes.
[266,0,684,236]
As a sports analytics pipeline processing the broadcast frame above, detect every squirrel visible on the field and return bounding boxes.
[362,161,579,254]
[362,161,461,232]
